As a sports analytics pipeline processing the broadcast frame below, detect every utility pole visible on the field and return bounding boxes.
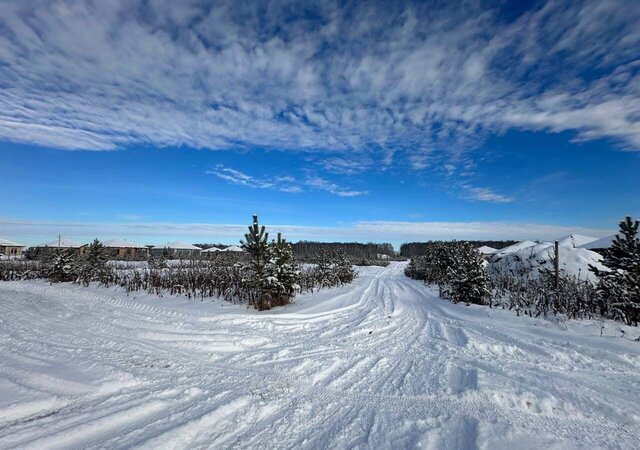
[58,234,61,249]
[554,240,559,291]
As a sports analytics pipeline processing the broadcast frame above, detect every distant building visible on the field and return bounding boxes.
[152,241,202,257]
[33,238,87,255]
[0,238,25,257]
[221,245,244,252]
[103,239,149,258]
[201,247,222,258]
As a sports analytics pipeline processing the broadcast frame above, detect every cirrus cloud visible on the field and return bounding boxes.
[0,0,638,168]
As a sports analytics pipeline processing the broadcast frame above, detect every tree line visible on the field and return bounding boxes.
[400,240,517,257]
[291,241,396,261]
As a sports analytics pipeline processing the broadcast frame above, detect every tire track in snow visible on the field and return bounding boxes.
[1,263,640,449]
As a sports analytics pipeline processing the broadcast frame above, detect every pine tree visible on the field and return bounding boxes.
[335,252,356,284]
[590,216,640,325]
[264,233,299,307]
[240,214,270,309]
[48,250,76,283]
[77,239,108,285]
[314,251,338,290]
[449,243,490,305]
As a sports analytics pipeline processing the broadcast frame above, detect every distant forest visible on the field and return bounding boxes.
[399,240,518,257]
[291,241,396,260]
[194,240,519,260]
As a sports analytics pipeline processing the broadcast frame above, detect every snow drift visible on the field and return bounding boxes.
[490,241,605,281]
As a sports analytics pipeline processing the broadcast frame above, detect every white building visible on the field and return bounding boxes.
[0,238,24,257]
[34,238,87,254]
[221,245,244,252]
[103,239,149,258]
[152,241,202,257]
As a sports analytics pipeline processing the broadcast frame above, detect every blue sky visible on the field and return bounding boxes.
[1,0,639,247]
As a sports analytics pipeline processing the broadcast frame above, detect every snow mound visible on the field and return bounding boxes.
[554,234,598,248]
[578,234,618,250]
[491,241,537,261]
[490,242,605,281]
[476,245,498,255]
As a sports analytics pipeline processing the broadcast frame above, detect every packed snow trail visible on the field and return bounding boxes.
[1,262,639,449]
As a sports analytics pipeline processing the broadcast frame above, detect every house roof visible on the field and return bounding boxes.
[102,239,147,248]
[154,241,202,251]
[0,238,24,247]
[221,245,244,252]
[36,238,86,248]
[201,247,220,253]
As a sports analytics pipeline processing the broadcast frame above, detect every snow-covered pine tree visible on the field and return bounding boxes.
[590,216,640,325]
[264,232,299,307]
[240,214,270,309]
[314,251,338,290]
[48,250,77,283]
[335,252,356,284]
[77,239,108,285]
[449,243,490,305]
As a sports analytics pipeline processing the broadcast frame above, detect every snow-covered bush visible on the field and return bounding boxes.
[0,260,43,281]
[490,269,600,319]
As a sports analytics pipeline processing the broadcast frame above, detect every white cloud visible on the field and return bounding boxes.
[0,218,613,246]
[305,176,368,197]
[206,166,282,190]
[462,185,513,203]
[207,165,365,196]
[0,0,638,166]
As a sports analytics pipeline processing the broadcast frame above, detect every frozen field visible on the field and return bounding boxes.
[0,262,639,449]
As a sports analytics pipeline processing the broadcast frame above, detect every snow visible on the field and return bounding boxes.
[578,234,619,250]
[201,247,221,253]
[490,242,605,281]
[1,262,639,449]
[476,245,498,255]
[102,238,147,248]
[154,241,202,251]
[34,238,85,248]
[492,240,537,260]
[554,234,598,248]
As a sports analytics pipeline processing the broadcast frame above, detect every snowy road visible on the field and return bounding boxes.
[1,262,639,449]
